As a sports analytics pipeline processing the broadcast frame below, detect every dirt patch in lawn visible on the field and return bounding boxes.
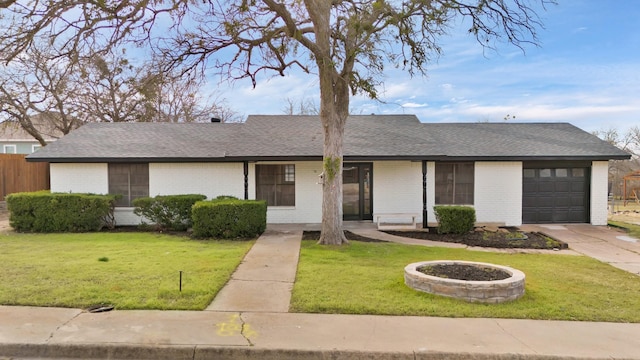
[384,229,567,250]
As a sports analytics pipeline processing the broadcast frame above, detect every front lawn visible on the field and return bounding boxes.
[291,241,640,322]
[0,232,253,310]
[609,221,640,238]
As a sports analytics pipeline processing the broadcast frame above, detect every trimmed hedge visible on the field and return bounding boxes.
[214,195,239,200]
[6,191,117,232]
[133,194,207,231]
[433,205,476,234]
[192,199,267,239]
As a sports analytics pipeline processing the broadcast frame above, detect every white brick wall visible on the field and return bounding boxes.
[590,161,609,225]
[426,161,523,226]
[149,163,244,199]
[117,162,245,226]
[373,161,423,223]
[249,161,323,223]
[474,162,522,226]
[50,160,607,227]
[50,163,108,194]
[113,208,148,226]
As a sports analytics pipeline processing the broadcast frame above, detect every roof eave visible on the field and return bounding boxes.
[26,154,632,163]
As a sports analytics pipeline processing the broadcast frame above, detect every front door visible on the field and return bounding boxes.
[343,163,373,221]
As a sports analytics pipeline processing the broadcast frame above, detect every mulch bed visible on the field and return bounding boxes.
[384,229,568,250]
[418,264,511,281]
[104,226,566,250]
[302,230,386,242]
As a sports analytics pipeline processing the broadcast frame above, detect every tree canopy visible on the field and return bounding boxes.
[0,0,552,243]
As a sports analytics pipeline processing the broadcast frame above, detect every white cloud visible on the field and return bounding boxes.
[401,102,428,108]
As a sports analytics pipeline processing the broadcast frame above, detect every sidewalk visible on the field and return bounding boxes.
[2,306,639,360]
[2,223,640,359]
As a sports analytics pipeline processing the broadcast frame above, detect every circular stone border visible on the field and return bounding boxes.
[404,260,525,303]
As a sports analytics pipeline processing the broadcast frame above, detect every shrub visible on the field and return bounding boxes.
[433,206,476,234]
[214,195,239,200]
[133,194,207,231]
[191,199,267,239]
[6,191,117,232]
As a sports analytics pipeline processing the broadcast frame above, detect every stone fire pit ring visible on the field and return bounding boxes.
[404,260,525,303]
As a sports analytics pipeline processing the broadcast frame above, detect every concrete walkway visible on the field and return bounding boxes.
[206,228,301,313]
[520,223,640,275]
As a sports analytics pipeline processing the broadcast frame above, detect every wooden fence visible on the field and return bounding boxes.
[0,154,49,201]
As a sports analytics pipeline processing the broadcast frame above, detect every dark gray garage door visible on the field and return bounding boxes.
[522,167,589,223]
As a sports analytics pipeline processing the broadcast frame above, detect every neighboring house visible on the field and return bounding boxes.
[0,122,47,154]
[26,115,630,227]
[0,114,68,154]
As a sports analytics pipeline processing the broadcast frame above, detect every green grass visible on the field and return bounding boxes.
[609,221,640,238]
[292,241,640,322]
[0,232,253,310]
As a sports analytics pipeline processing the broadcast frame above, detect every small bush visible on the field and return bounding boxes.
[6,191,117,232]
[191,199,266,239]
[133,194,207,231]
[433,206,476,234]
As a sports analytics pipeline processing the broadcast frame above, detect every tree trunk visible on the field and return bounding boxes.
[305,0,350,245]
[318,109,348,245]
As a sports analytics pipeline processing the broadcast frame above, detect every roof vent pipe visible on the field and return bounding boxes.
[211,117,222,123]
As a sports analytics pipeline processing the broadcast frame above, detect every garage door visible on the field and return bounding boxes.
[522,167,589,223]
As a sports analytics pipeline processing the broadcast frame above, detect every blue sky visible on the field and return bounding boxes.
[217,1,639,134]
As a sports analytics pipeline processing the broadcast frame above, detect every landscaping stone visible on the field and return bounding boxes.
[404,260,526,303]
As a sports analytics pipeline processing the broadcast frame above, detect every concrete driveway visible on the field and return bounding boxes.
[520,224,640,276]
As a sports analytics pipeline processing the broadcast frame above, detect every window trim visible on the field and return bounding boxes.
[435,162,475,205]
[3,145,17,154]
[255,164,296,207]
[108,163,149,207]
[31,144,41,153]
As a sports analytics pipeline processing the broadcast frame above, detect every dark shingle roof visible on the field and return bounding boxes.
[27,115,630,162]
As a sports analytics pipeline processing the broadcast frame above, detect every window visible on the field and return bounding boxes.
[435,162,474,205]
[256,164,295,206]
[32,145,41,153]
[3,145,16,154]
[108,163,149,207]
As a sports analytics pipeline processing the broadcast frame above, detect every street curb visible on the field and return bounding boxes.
[0,343,195,360]
[1,343,636,360]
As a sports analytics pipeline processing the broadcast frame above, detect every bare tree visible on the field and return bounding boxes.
[0,42,240,142]
[149,71,241,123]
[282,97,319,115]
[76,51,158,123]
[593,127,639,203]
[593,128,635,154]
[0,0,552,244]
[0,46,82,145]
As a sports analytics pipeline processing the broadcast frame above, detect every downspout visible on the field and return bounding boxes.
[243,161,249,200]
[422,160,428,229]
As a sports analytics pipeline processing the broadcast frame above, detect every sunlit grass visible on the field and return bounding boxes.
[292,240,640,322]
[608,221,640,238]
[0,232,253,310]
